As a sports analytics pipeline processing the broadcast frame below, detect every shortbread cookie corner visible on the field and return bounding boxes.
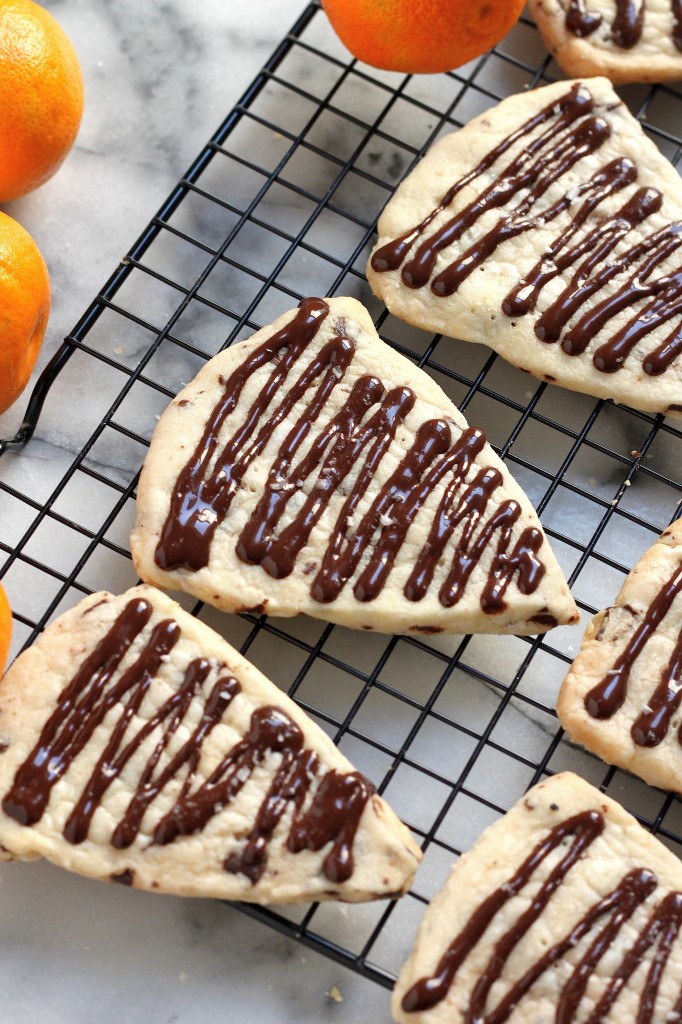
[557,518,682,792]
[392,771,682,1023]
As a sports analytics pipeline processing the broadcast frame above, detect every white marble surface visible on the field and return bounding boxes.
[1,3,680,1022]
[0,3,399,1021]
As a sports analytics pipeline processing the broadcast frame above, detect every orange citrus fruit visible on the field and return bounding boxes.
[0,210,50,414]
[0,580,12,676]
[0,0,84,202]
[322,0,526,74]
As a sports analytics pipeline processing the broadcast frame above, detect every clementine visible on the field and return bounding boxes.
[0,210,51,414]
[322,0,526,74]
[0,0,84,202]
[0,580,11,676]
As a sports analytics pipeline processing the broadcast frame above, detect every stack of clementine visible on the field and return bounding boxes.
[0,0,83,416]
[0,0,83,665]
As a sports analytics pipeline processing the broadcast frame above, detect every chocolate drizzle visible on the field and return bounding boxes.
[402,808,682,1021]
[3,598,157,827]
[566,0,603,36]
[584,558,682,748]
[155,297,338,573]
[566,0,682,51]
[611,0,645,48]
[238,379,415,584]
[370,83,682,379]
[153,298,548,615]
[2,599,375,884]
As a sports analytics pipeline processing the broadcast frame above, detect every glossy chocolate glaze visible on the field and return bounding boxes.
[154,299,549,615]
[371,86,594,281]
[631,627,682,747]
[285,767,376,884]
[402,807,682,1021]
[430,116,611,299]
[371,84,682,379]
[238,379,415,584]
[566,0,682,51]
[3,598,158,827]
[158,704,374,885]
[2,599,374,884]
[566,0,603,35]
[155,297,337,573]
[584,559,682,748]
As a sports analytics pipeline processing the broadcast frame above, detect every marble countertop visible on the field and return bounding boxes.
[0,2,396,1021]
[2,4,681,1023]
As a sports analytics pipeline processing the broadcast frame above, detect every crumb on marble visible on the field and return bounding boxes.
[327,985,343,1004]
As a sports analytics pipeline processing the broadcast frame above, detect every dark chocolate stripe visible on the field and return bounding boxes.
[155,297,336,572]
[630,621,682,746]
[2,598,155,826]
[585,559,682,721]
[430,115,611,298]
[612,0,645,48]
[502,158,639,317]
[566,0,603,35]
[154,704,374,885]
[237,380,415,582]
[407,95,600,293]
[567,0,682,51]
[369,90,591,277]
[65,657,221,845]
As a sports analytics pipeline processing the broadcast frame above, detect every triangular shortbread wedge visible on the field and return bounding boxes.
[131,297,577,636]
[367,78,682,420]
[530,0,682,85]
[393,772,682,1024]
[558,519,682,792]
[0,585,421,902]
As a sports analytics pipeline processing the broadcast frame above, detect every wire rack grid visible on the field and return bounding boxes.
[1,0,682,993]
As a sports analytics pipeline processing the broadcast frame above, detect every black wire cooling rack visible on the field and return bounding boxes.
[2,0,682,992]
